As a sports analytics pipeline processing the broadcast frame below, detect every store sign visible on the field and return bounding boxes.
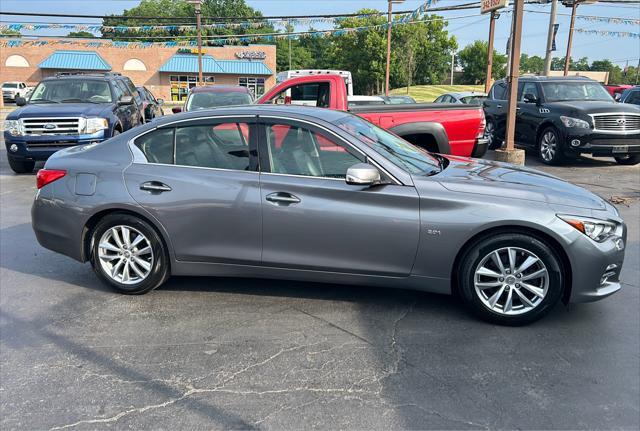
[177,48,205,55]
[481,0,508,14]
[235,51,266,60]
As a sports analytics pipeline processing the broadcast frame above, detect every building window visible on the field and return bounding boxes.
[5,54,29,68]
[238,77,265,97]
[123,58,147,71]
[169,75,214,101]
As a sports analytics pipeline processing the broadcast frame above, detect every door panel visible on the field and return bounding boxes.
[260,175,420,276]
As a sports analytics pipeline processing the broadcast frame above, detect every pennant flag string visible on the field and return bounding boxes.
[574,28,640,39]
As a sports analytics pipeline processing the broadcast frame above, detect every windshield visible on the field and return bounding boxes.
[334,114,440,175]
[29,80,113,103]
[186,92,252,110]
[3,83,18,88]
[541,82,613,102]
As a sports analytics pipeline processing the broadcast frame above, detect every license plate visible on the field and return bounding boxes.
[612,145,629,153]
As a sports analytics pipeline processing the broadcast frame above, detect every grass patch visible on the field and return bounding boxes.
[391,85,484,102]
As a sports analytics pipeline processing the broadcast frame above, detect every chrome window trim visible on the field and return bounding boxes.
[588,112,640,135]
[126,113,402,185]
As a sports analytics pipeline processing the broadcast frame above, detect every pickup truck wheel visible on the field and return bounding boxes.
[538,127,564,165]
[8,157,35,174]
[614,154,640,166]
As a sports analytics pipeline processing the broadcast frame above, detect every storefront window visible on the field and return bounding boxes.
[238,77,265,98]
[169,75,214,102]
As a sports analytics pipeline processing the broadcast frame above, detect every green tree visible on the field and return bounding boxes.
[458,40,507,85]
[520,54,544,74]
[275,25,313,71]
[102,0,271,43]
[0,29,21,38]
[66,31,95,38]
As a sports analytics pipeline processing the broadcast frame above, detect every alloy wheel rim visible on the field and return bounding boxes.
[98,225,154,285]
[474,247,549,316]
[540,132,557,161]
[485,123,494,146]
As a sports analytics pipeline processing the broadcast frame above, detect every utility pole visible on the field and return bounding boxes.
[187,0,204,85]
[484,11,498,93]
[563,0,579,76]
[501,0,525,161]
[636,58,640,85]
[288,19,292,70]
[385,0,405,96]
[543,0,558,75]
[450,52,455,85]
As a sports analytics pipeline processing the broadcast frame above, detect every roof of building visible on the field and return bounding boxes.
[159,54,272,75]
[38,50,111,71]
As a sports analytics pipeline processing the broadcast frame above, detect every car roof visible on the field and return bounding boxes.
[189,85,250,94]
[495,76,596,84]
[151,104,350,126]
[446,92,487,98]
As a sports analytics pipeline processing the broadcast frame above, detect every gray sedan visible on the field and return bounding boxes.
[31,105,626,325]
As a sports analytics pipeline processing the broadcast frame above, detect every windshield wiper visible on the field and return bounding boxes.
[29,99,59,104]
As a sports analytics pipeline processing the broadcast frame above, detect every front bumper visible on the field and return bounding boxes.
[562,129,640,157]
[4,130,106,162]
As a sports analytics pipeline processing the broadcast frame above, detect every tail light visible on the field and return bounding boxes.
[477,110,487,139]
[36,169,66,189]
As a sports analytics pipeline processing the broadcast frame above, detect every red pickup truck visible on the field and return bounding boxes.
[257,74,488,157]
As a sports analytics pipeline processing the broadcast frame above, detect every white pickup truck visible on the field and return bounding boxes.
[2,82,33,102]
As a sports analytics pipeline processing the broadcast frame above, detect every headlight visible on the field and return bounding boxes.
[4,120,24,136]
[83,117,108,135]
[558,215,618,242]
[560,116,590,129]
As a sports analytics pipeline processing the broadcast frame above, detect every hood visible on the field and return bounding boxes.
[429,157,606,210]
[546,100,640,115]
[7,103,113,120]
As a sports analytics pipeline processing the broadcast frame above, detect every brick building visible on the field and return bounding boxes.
[1,40,276,101]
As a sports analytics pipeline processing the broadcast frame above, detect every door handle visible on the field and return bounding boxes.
[140,181,172,192]
[496,104,503,108]
[266,192,300,205]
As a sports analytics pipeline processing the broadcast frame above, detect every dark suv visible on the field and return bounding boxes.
[484,76,640,165]
[4,72,144,173]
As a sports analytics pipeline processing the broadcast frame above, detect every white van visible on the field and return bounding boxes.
[276,70,354,96]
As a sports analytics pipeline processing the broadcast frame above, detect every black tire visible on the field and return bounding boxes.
[8,157,35,174]
[485,119,500,150]
[112,129,121,137]
[90,213,169,294]
[457,233,564,326]
[614,154,640,166]
[537,127,565,165]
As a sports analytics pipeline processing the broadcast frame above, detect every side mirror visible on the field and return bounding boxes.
[171,106,182,114]
[346,163,381,186]
[523,93,539,104]
[118,95,134,106]
[15,96,27,106]
[613,93,621,102]
[284,95,292,105]
[156,98,164,105]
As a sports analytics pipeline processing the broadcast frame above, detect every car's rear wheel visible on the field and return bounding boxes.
[90,213,169,294]
[485,120,500,150]
[458,233,564,325]
[538,127,565,165]
[614,154,640,166]
[8,157,35,174]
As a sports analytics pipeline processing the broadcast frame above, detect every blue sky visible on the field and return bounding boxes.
[1,0,638,68]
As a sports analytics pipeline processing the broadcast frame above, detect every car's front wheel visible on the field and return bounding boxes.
[458,233,564,325]
[90,213,169,294]
[538,127,565,165]
[485,120,500,150]
[8,157,35,174]
[614,154,640,166]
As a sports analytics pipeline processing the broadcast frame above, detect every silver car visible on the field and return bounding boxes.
[31,106,626,325]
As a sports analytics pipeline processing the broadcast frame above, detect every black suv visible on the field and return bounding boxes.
[484,76,640,165]
[4,72,144,173]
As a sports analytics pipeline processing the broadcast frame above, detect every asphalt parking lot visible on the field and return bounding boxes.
[1,143,638,430]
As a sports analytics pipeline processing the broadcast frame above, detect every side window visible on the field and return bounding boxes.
[519,82,539,101]
[134,128,174,164]
[124,79,140,99]
[175,122,252,171]
[112,81,124,101]
[266,82,330,108]
[626,91,640,105]
[491,82,507,100]
[115,80,130,97]
[264,122,361,178]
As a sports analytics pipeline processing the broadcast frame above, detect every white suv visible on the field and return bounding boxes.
[2,82,32,101]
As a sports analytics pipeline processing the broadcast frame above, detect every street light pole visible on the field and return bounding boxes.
[563,0,579,76]
[543,0,558,76]
[187,0,204,86]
